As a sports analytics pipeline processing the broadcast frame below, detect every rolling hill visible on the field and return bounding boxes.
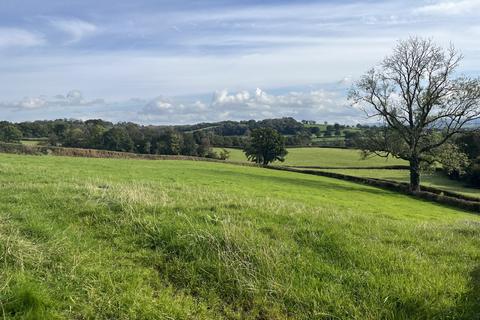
[0,153,479,319]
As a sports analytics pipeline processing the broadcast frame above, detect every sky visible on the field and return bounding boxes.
[0,0,479,124]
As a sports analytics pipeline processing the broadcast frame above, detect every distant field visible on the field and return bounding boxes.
[217,147,407,167]
[0,153,478,319]
[20,140,43,146]
[323,168,480,199]
[216,147,480,197]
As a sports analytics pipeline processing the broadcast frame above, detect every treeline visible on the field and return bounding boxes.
[175,118,305,136]
[0,119,224,158]
[179,118,312,147]
[0,117,312,157]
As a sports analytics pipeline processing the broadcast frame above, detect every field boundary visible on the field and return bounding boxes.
[1,142,478,213]
[0,142,259,167]
[268,166,480,213]
[286,165,410,170]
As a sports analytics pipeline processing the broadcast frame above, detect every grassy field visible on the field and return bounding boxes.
[322,169,480,199]
[217,147,480,198]
[217,147,407,167]
[0,153,479,319]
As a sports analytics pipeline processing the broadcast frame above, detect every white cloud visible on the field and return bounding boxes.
[1,86,364,124]
[142,97,177,114]
[0,28,45,48]
[137,87,360,124]
[139,97,208,123]
[15,96,48,109]
[49,18,98,43]
[415,0,480,15]
[0,90,105,110]
[209,88,361,122]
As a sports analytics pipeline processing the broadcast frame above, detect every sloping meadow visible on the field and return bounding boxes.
[0,154,479,319]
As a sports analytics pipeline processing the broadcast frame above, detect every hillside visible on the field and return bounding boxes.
[0,154,479,319]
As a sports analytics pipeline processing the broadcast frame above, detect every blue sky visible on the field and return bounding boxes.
[1,0,479,124]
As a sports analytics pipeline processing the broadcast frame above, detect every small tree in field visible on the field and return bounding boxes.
[350,37,480,191]
[244,128,288,165]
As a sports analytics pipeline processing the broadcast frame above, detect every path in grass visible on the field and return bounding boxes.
[0,154,479,319]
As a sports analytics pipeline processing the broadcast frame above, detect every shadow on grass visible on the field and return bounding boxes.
[441,266,480,319]
[194,166,476,214]
[456,266,480,319]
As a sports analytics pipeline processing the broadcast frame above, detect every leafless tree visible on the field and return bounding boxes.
[350,37,480,191]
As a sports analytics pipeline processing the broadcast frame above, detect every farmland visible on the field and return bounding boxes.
[216,147,407,167]
[0,153,479,319]
[215,147,480,198]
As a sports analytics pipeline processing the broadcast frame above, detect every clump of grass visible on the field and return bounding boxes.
[1,275,58,320]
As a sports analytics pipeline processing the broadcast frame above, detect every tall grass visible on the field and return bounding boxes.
[0,154,479,319]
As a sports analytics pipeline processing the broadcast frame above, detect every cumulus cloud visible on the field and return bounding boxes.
[139,96,209,123]
[0,90,105,110]
[211,87,364,122]
[142,97,176,114]
[138,87,361,124]
[1,86,363,124]
[211,88,344,114]
[0,28,45,48]
[49,18,98,43]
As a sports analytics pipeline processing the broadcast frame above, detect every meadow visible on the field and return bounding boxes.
[0,153,479,319]
[216,147,480,199]
[217,147,407,167]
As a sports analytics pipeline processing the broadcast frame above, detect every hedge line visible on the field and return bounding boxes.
[0,142,259,167]
[287,165,410,170]
[1,143,272,172]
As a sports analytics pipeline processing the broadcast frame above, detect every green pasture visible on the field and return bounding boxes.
[0,153,478,319]
[217,147,407,167]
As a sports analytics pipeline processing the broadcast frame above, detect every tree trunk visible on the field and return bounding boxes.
[409,157,421,192]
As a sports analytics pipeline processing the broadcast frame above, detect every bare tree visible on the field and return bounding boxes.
[350,37,480,191]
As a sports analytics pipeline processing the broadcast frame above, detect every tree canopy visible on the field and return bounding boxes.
[243,128,288,165]
[350,37,480,191]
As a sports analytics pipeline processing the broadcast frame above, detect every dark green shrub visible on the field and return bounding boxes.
[466,159,480,188]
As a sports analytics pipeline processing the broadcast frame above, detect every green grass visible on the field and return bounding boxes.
[218,147,407,167]
[322,169,480,199]
[20,140,42,146]
[0,153,479,319]
[218,147,480,197]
